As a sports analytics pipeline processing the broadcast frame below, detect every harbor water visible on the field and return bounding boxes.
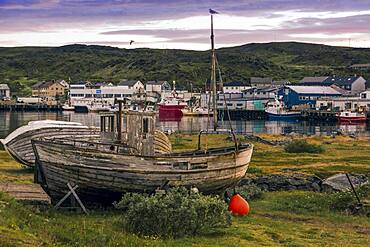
[1,111,369,143]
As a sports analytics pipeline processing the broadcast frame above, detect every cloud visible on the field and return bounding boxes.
[0,0,370,49]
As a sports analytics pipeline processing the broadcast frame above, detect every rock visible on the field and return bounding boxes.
[241,173,323,192]
[322,174,368,193]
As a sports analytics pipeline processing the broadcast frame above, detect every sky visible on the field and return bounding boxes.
[1,0,370,50]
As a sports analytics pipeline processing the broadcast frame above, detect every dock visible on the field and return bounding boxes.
[0,104,62,111]
[300,110,337,121]
[218,109,267,120]
[0,183,51,205]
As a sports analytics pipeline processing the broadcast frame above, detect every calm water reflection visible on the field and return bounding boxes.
[1,111,369,141]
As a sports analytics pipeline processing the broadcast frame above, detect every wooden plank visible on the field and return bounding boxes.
[0,183,51,205]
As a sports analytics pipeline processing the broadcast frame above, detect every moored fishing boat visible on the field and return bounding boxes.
[337,111,367,123]
[265,98,300,120]
[0,120,99,167]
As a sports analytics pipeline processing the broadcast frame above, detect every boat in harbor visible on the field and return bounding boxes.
[337,111,367,123]
[62,104,75,111]
[158,96,187,120]
[265,98,301,120]
[0,120,99,167]
[181,107,213,117]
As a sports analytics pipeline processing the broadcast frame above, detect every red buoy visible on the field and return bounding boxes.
[228,194,250,216]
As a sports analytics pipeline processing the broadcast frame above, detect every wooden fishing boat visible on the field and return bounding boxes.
[32,110,253,204]
[31,12,253,205]
[1,120,99,167]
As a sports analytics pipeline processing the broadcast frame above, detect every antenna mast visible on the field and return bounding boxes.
[210,11,218,131]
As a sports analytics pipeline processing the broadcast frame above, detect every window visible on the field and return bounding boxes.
[236,103,243,107]
[143,118,149,134]
[227,103,233,106]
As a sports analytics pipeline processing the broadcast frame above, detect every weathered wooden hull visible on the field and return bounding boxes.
[32,139,253,204]
[1,122,99,167]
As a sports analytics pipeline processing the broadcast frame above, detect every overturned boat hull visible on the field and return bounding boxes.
[32,138,253,204]
[1,120,99,167]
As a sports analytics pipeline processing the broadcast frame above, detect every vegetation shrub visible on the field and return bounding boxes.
[115,187,231,238]
[284,140,324,154]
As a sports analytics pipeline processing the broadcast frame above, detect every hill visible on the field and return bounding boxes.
[0,42,369,96]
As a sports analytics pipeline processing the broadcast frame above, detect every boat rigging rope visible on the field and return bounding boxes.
[215,58,238,148]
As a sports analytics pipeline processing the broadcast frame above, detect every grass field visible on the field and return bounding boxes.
[0,134,369,246]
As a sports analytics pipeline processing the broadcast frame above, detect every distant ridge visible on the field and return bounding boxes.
[0,42,369,96]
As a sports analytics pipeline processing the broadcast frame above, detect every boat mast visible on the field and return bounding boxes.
[210,11,218,131]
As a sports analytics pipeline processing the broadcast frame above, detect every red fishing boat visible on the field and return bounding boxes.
[337,111,367,123]
[158,94,187,120]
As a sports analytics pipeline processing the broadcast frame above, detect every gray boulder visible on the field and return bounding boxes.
[322,174,368,193]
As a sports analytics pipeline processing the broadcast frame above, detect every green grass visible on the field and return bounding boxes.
[0,134,369,246]
[0,189,369,246]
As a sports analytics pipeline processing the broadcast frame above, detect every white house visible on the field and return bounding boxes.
[223,81,251,93]
[0,84,10,99]
[145,81,171,94]
[118,80,144,92]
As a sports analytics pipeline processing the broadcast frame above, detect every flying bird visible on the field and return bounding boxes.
[209,9,219,14]
[129,40,135,45]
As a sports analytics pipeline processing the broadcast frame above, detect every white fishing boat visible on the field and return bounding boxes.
[265,98,300,120]
[0,120,99,167]
[337,111,367,123]
[181,107,213,116]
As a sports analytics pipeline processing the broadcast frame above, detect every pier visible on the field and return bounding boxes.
[218,109,267,120]
[300,110,338,121]
[0,104,62,111]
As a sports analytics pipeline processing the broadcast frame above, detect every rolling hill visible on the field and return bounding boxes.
[0,42,369,96]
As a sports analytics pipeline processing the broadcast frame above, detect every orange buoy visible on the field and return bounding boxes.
[228,194,250,216]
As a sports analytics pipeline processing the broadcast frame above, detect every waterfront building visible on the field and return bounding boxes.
[243,87,278,100]
[145,81,171,94]
[250,77,272,88]
[70,81,143,105]
[31,80,67,99]
[316,90,370,112]
[117,80,144,92]
[278,85,342,108]
[300,76,366,95]
[0,84,10,100]
[250,77,288,88]
[223,81,251,93]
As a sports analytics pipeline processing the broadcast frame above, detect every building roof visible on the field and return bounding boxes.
[330,84,351,95]
[250,77,272,84]
[0,84,10,90]
[32,80,66,89]
[118,80,141,86]
[146,80,168,85]
[272,80,290,85]
[286,86,342,95]
[323,76,363,86]
[244,86,279,93]
[349,63,370,68]
[224,81,249,87]
[299,76,329,84]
